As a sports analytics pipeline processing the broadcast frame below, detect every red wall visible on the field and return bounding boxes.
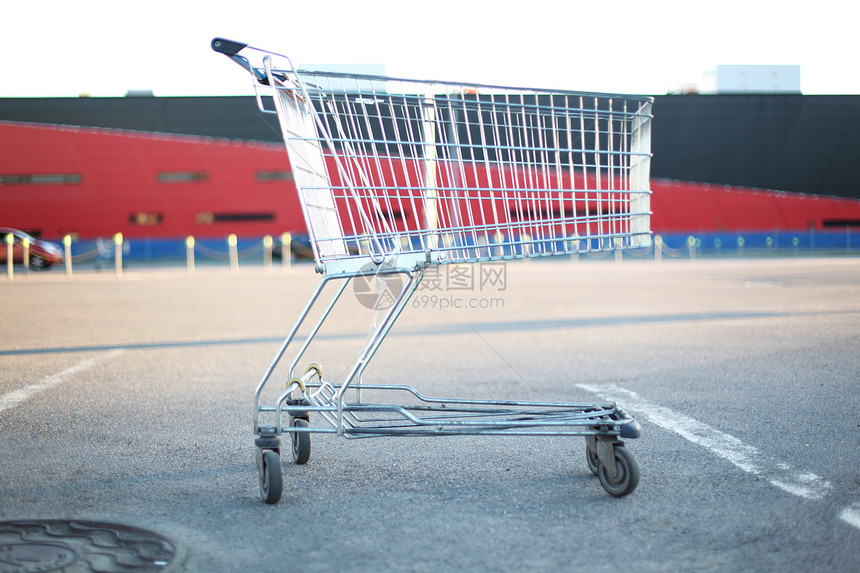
[0,122,303,239]
[2,121,859,240]
[650,178,860,232]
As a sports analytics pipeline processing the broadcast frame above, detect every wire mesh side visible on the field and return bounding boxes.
[268,68,652,273]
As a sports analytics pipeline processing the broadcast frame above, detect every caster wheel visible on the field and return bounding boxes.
[257,450,283,504]
[291,418,311,465]
[597,445,639,497]
[585,444,600,476]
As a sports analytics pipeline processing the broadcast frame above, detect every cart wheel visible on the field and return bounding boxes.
[597,446,639,497]
[585,444,600,476]
[291,418,311,465]
[257,450,283,504]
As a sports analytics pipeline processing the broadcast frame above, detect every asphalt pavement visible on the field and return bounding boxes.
[1,257,859,572]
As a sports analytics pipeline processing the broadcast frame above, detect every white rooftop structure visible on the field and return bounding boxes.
[699,65,802,94]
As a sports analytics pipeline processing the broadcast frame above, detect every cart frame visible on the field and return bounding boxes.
[213,38,652,503]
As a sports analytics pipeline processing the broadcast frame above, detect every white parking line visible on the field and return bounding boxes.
[840,503,860,530]
[0,350,124,414]
[577,383,833,501]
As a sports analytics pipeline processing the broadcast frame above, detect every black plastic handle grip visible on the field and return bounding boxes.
[212,37,286,86]
[211,38,247,56]
[211,38,259,81]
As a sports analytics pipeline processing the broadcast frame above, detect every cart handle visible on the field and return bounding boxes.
[211,37,247,56]
[211,37,286,85]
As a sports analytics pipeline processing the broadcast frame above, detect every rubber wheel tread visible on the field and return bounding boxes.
[292,418,311,465]
[259,450,283,504]
[597,446,640,497]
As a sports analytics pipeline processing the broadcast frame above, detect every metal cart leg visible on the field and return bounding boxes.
[252,267,423,502]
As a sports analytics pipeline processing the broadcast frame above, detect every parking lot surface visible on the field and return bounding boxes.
[1,257,859,572]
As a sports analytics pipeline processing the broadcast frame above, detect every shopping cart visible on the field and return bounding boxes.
[212,38,653,503]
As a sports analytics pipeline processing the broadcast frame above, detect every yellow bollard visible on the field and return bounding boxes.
[228,234,238,272]
[114,233,123,278]
[281,232,292,271]
[186,236,195,274]
[494,232,504,258]
[22,237,30,273]
[263,235,273,271]
[64,235,73,277]
[5,233,13,281]
[569,235,580,264]
[521,233,531,258]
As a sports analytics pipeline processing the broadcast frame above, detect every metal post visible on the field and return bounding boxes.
[64,235,73,278]
[228,234,239,272]
[688,236,696,261]
[281,232,292,271]
[654,234,662,264]
[114,233,123,278]
[186,236,195,274]
[423,95,439,252]
[615,237,622,264]
[22,237,30,274]
[263,235,273,271]
[5,233,13,281]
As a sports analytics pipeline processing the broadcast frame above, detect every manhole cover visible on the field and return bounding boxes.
[0,520,177,572]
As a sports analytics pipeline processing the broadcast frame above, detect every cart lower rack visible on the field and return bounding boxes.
[213,37,652,503]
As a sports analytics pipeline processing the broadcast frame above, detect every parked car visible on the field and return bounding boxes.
[0,228,64,270]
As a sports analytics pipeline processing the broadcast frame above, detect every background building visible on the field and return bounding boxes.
[2,93,859,244]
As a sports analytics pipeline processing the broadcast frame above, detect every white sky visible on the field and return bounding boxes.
[3,0,857,98]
